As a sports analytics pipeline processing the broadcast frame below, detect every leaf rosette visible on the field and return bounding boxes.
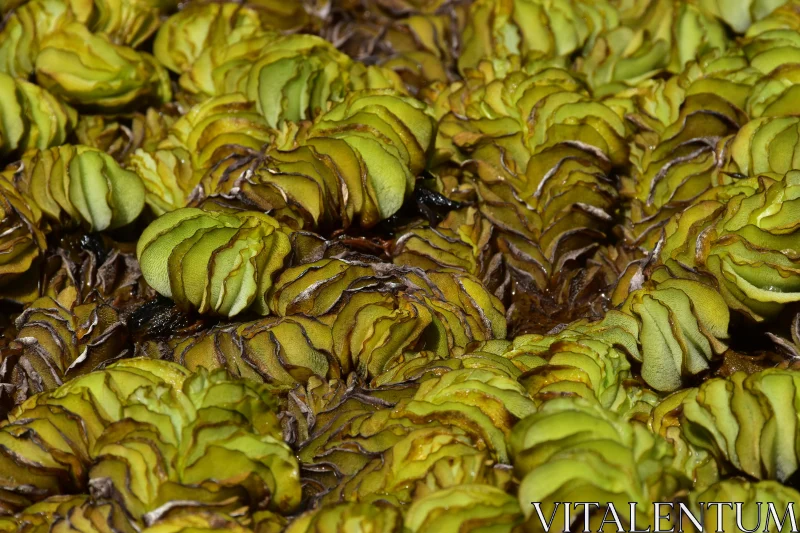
[615,275,730,392]
[658,172,800,320]
[688,478,800,533]
[0,360,300,520]
[179,33,403,120]
[268,258,506,376]
[458,0,619,74]
[8,144,145,232]
[0,73,76,159]
[298,365,532,503]
[505,330,657,418]
[137,207,292,317]
[146,315,336,386]
[404,485,523,533]
[205,90,435,230]
[34,22,171,112]
[286,502,404,533]
[130,93,272,214]
[666,369,800,482]
[622,93,747,248]
[0,175,46,287]
[153,2,269,75]
[510,397,688,532]
[5,287,127,398]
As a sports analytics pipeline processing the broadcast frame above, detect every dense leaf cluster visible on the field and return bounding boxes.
[3,0,800,531]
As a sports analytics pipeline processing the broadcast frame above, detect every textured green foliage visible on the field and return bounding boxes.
[616,275,730,392]
[622,93,747,248]
[371,343,523,389]
[153,2,268,74]
[284,374,411,457]
[666,369,800,482]
[155,2,313,78]
[181,33,348,125]
[0,0,28,14]
[613,55,754,139]
[578,1,730,94]
[0,495,137,533]
[0,359,189,514]
[137,208,292,317]
[286,502,404,533]
[699,0,789,33]
[504,329,657,419]
[0,0,76,78]
[458,0,619,73]
[393,207,492,277]
[8,144,145,231]
[6,287,127,396]
[659,172,800,320]
[0,359,300,518]
[72,107,175,163]
[129,93,272,214]
[746,64,800,117]
[34,22,171,112]
[140,513,256,533]
[689,478,800,532]
[127,146,195,216]
[649,389,720,489]
[719,117,800,178]
[432,63,623,288]
[510,397,688,531]
[405,485,523,532]
[742,3,800,74]
[83,0,176,47]
[0,175,46,286]
[269,258,507,374]
[1,230,150,309]
[139,252,508,368]
[145,315,336,386]
[0,73,76,158]
[203,89,436,230]
[88,367,299,518]
[399,367,536,460]
[542,272,730,394]
[179,33,403,121]
[0,0,177,78]
[377,14,455,91]
[296,363,532,504]
[607,79,684,136]
[6,0,800,528]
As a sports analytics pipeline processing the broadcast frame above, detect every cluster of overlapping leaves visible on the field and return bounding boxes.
[3,0,800,531]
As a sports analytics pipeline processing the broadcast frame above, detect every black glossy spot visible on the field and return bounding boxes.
[80,233,108,263]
